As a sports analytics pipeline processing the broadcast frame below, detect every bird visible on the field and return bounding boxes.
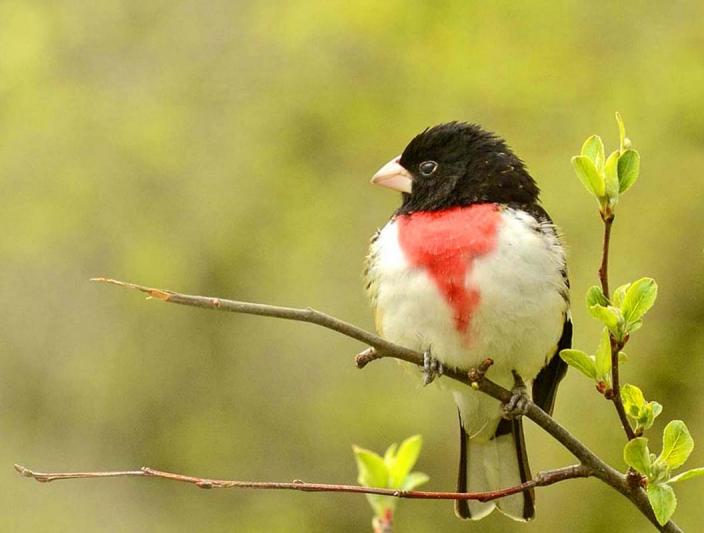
[364,122,571,521]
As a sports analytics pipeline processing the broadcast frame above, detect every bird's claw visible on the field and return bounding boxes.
[503,392,529,419]
[503,372,529,419]
[422,349,443,386]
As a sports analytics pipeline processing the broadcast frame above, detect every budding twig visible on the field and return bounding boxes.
[611,336,636,440]
[599,212,614,298]
[14,464,591,502]
[595,216,637,441]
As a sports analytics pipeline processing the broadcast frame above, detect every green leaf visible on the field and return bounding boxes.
[624,437,652,475]
[588,304,623,338]
[621,278,658,326]
[642,402,663,431]
[389,434,423,487]
[612,283,631,308]
[616,112,626,152]
[383,443,398,468]
[594,328,612,383]
[651,402,663,419]
[621,384,662,432]
[586,285,609,308]
[628,320,643,335]
[559,349,596,379]
[354,445,394,517]
[401,471,430,491]
[571,155,605,197]
[603,150,620,205]
[621,384,646,413]
[581,135,605,169]
[659,421,694,469]
[670,467,704,484]
[647,483,677,526]
[618,149,640,193]
[353,446,389,488]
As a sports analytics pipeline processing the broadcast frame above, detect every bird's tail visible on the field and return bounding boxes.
[455,415,535,521]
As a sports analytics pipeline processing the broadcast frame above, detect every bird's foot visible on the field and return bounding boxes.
[503,372,530,419]
[422,348,443,386]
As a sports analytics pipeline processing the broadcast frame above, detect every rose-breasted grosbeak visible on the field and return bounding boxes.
[364,122,571,521]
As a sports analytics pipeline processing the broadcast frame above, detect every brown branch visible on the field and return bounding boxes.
[599,212,614,298]
[14,463,590,502]
[90,278,422,367]
[76,278,680,531]
[609,337,637,440]
[595,214,637,441]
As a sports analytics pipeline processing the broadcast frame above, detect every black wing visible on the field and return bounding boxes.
[532,318,572,415]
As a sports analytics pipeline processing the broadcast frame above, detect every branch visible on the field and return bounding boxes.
[609,336,636,440]
[14,463,590,502]
[89,278,423,367]
[599,212,614,298]
[596,215,637,441]
[75,278,680,531]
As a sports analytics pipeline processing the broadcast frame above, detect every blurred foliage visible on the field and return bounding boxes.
[2,1,704,531]
[353,434,428,529]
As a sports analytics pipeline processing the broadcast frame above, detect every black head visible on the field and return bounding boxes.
[371,122,540,213]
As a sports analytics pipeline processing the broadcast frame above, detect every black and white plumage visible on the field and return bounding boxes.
[364,122,571,521]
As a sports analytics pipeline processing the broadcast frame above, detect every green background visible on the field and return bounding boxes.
[2,1,703,531]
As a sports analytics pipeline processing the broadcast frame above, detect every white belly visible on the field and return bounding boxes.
[367,207,568,436]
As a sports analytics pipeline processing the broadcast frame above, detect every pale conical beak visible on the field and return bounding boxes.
[370,156,412,193]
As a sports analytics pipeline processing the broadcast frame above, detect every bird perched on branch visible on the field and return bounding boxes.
[364,122,571,521]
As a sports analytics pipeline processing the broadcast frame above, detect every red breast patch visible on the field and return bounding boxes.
[397,204,500,334]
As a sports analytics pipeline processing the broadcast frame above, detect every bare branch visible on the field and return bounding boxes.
[81,277,680,532]
[14,463,591,502]
[90,278,422,367]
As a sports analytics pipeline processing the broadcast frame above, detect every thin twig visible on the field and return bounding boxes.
[599,213,614,298]
[610,338,636,440]
[89,278,422,367]
[14,464,591,502]
[596,215,637,441]
[74,278,680,532]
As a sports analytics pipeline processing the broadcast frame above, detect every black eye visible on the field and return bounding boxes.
[419,160,438,176]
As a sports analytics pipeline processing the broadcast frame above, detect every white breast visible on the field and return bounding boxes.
[366,207,568,433]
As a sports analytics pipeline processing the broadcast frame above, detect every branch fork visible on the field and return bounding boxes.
[467,357,494,390]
